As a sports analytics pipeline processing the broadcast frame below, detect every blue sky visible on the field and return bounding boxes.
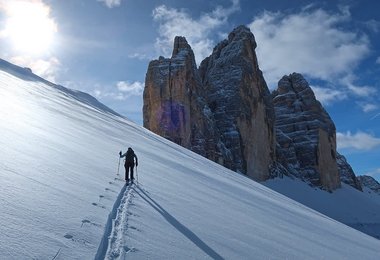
[0,0,379,180]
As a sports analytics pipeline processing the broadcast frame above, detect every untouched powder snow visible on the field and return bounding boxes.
[264,177,380,239]
[1,63,380,259]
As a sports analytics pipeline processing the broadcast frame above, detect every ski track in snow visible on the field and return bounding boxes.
[95,180,136,260]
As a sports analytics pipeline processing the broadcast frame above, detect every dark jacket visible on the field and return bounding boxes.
[120,148,138,166]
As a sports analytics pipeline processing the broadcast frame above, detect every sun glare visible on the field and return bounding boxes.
[2,1,57,55]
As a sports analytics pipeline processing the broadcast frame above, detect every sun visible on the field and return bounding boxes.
[2,1,57,55]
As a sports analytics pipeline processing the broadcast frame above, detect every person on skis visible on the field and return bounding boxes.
[119,147,138,183]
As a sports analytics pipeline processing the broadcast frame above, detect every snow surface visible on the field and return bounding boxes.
[264,177,380,239]
[1,63,380,259]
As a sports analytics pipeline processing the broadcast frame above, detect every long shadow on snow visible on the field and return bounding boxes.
[134,186,224,260]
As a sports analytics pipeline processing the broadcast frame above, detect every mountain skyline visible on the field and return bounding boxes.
[0,0,379,180]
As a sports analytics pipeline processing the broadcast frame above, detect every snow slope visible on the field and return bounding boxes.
[264,177,380,239]
[0,62,379,259]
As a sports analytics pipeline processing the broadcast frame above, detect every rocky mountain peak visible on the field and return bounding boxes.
[143,32,216,159]
[277,73,314,97]
[143,26,360,192]
[198,25,275,180]
[227,25,257,46]
[171,36,192,57]
[275,73,336,134]
[358,175,380,194]
[337,153,362,191]
[273,73,340,191]
[144,25,276,181]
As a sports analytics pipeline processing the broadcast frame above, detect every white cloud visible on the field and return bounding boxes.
[94,81,144,101]
[152,0,240,64]
[364,19,380,33]
[376,57,380,64]
[9,56,60,82]
[248,7,370,88]
[357,102,378,113]
[346,84,376,97]
[339,74,376,97]
[97,0,121,8]
[117,81,144,96]
[371,113,380,120]
[337,131,380,151]
[128,52,152,61]
[310,85,347,105]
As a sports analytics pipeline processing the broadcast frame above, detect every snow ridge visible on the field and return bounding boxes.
[0,58,121,117]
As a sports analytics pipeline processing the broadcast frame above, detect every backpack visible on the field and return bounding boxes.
[125,150,135,164]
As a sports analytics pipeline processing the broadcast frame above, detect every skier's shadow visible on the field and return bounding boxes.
[134,186,224,260]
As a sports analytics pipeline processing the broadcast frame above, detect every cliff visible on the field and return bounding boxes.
[144,26,275,181]
[143,37,217,158]
[199,26,276,180]
[143,26,361,191]
[272,73,340,190]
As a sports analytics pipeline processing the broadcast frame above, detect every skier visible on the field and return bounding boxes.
[119,147,138,183]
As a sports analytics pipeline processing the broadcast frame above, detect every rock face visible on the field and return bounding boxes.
[143,36,216,158]
[199,26,276,180]
[337,153,362,191]
[272,73,340,191]
[144,26,275,181]
[358,175,380,194]
[143,26,360,191]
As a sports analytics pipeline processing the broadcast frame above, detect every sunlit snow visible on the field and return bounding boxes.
[0,60,379,259]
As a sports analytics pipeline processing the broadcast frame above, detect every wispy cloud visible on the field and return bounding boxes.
[248,7,370,88]
[311,85,347,105]
[117,81,144,96]
[94,81,144,101]
[128,52,152,61]
[339,74,376,97]
[371,113,380,120]
[337,131,380,151]
[97,0,121,8]
[10,56,60,83]
[364,19,380,33]
[357,102,378,113]
[152,0,240,64]
[376,57,380,64]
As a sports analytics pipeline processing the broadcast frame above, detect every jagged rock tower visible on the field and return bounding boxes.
[144,26,276,181]
[358,175,380,194]
[143,26,361,191]
[143,36,216,158]
[199,26,276,180]
[272,73,341,190]
[337,153,362,191]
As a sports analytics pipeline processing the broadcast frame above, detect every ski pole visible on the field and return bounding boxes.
[136,166,138,184]
[117,156,121,176]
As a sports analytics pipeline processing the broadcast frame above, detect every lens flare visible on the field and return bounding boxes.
[1,1,57,55]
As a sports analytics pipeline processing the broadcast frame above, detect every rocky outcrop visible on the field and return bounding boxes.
[199,26,276,180]
[272,73,340,191]
[144,26,275,181]
[143,37,216,158]
[337,153,362,191]
[143,26,360,191]
[358,175,380,194]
